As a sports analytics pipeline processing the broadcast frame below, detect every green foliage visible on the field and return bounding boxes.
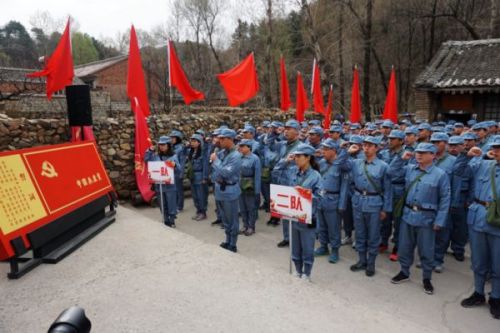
[71,32,99,65]
[0,20,37,67]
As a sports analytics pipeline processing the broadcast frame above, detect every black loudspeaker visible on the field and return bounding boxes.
[66,85,93,126]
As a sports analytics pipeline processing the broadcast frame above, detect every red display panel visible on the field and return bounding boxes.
[0,142,114,260]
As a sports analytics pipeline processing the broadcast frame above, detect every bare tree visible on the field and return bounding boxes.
[200,0,225,72]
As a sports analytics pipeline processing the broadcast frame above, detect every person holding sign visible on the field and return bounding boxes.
[460,138,500,319]
[238,139,262,236]
[186,134,209,221]
[145,136,181,227]
[210,129,242,253]
[314,139,348,263]
[288,143,322,282]
[341,136,392,277]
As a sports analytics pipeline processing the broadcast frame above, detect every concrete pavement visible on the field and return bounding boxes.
[0,197,497,332]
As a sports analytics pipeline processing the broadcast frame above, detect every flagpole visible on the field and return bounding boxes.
[311,58,316,95]
[168,40,173,111]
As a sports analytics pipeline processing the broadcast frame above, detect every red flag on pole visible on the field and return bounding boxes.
[323,85,333,131]
[168,40,205,105]
[311,59,325,115]
[279,56,291,111]
[127,25,150,117]
[350,66,362,123]
[295,72,309,122]
[27,18,74,100]
[216,53,259,107]
[133,98,155,203]
[382,67,398,123]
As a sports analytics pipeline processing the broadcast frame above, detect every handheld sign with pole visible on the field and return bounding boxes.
[148,161,175,225]
[270,184,313,274]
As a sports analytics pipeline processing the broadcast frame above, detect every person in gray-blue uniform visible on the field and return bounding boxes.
[460,139,500,319]
[241,125,261,155]
[261,141,278,215]
[462,132,477,152]
[210,129,242,252]
[472,122,491,152]
[446,136,472,262]
[197,129,211,213]
[209,129,224,227]
[307,126,324,150]
[238,139,261,236]
[430,132,456,273]
[390,143,450,295]
[145,136,182,227]
[404,127,418,151]
[328,125,344,144]
[379,120,394,149]
[314,139,348,263]
[379,129,406,261]
[417,123,432,143]
[289,143,322,282]
[341,134,365,246]
[341,136,393,277]
[453,122,465,136]
[186,134,209,221]
[271,119,302,244]
[169,130,186,212]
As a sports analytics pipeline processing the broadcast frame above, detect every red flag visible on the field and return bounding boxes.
[133,99,155,203]
[382,67,398,123]
[350,66,362,123]
[27,18,74,100]
[323,85,333,131]
[295,72,309,122]
[217,53,259,107]
[168,40,205,105]
[280,56,291,111]
[311,59,325,115]
[127,25,150,117]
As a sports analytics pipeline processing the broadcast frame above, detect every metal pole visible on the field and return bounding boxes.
[159,182,165,225]
[289,219,292,275]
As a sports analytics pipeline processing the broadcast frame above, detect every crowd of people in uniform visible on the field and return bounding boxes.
[144,117,500,320]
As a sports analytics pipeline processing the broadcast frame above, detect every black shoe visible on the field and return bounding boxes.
[350,261,366,272]
[211,219,222,226]
[423,279,434,295]
[277,240,289,248]
[489,298,500,319]
[365,267,375,277]
[461,292,485,308]
[228,246,237,253]
[266,219,273,225]
[391,271,409,284]
[453,252,465,262]
[219,242,229,249]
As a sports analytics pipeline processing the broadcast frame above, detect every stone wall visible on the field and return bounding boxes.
[0,107,297,199]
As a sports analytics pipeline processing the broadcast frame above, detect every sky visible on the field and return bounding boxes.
[0,0,274,44]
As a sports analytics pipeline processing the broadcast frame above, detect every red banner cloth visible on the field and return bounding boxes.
[323,85,333,131]
[133,101,155,203]
[216,53,259,107]
[311,59,325,115]
[168,40,205,105]
[27,19,74,100]
[382,67,398,123]
[70,126,95,142]
[279,56,291,111]
[295,72,309,122]
[127,25,150,117]
[350,66,362,123]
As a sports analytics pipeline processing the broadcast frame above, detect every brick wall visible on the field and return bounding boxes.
[414,90,434,121]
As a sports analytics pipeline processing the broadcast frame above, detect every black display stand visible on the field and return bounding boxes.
[6,192,117,279]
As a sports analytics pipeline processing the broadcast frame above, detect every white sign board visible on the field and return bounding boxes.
[147,161,175,184]
[270,184,312,224]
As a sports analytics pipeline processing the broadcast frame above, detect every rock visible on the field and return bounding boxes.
[120,143,131,150]
[107,148,117,156]
[109,171,120,179]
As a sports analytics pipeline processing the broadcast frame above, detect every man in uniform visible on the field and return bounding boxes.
[417,123,432,143]
[390,143,450,295]
[210,129,242,252]
[461,138,500,319]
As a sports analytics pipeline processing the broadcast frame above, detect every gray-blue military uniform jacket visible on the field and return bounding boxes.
[318,149,348,211]
[468,157,500,236]
[212,147,242,201]
[341,156,393,213]
[144,150,181,192]
[450,153,472,209]
[240,152,262,196]
[271,139,301,185]
[290,165,323,226]
[379,147,406,198]
[186,145,209,185]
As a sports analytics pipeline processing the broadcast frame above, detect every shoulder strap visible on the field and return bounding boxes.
[394,170,426,218]
[491,163,497,200]
[363,161,382,194]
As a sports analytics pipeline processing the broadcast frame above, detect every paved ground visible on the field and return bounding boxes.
[0,196,497,332]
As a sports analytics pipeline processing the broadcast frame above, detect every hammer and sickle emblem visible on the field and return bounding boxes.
[41,161,58,178]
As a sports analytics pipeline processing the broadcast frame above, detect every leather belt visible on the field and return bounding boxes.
[474,198,491,207]
[324,190,340,195]
[405,204,435,212]
[355,188,380,196]
[392,182,405,185]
